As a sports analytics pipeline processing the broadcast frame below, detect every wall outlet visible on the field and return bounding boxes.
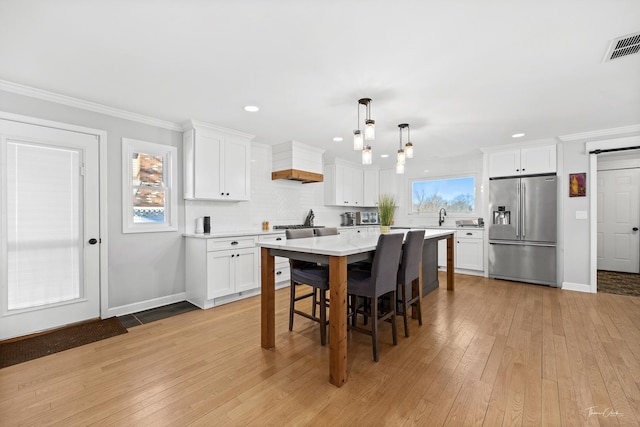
[575,210,588,220]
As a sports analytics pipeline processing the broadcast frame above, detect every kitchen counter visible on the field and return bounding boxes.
[394,225,484,230]
[183,229,287,238]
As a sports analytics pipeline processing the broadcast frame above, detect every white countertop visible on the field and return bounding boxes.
[184,229,286,238]
[257,228,454,257]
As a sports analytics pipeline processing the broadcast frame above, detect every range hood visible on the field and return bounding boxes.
[272,141,325,183]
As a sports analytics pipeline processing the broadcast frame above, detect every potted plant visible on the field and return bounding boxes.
[378,193,396,233]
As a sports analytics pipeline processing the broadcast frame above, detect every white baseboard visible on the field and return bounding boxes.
[106,292,187,317]
[561,282,594,293]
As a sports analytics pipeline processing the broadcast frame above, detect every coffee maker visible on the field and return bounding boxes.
[341,212,356,226]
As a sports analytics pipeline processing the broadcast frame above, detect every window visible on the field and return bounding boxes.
[411,175,476,213]
[122,138,177,233]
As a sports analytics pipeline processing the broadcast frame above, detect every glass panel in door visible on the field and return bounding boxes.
[7,142,83,310]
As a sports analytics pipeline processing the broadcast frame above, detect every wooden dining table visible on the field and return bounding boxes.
[257,228,455,387]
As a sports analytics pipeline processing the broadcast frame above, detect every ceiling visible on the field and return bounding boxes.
[1,0,639,168]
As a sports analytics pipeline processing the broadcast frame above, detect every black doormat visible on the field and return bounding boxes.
[0,317,128,369]
[598,270,640,297]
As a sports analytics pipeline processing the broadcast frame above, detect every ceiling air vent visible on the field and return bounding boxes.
[604,31,640,62]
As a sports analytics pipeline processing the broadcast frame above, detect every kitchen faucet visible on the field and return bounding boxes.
[438,208,447,226]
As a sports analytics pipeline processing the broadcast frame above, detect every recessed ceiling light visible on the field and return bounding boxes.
[244,105,260,112]
[512,133,525,138]
[423,169,429,173]
[380,154,389,158]
[333,137,343,142]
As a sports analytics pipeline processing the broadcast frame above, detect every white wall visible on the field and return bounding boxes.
[0,90,185,312]
[560,140,591,290]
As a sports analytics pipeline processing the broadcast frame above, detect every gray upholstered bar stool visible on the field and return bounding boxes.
[314,227,339,237]
[347,233,403,362]
[397,229,425,337]
[286,228,330,345]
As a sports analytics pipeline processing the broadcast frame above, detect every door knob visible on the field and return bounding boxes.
[633,227,639,232]
[88,238,98,245]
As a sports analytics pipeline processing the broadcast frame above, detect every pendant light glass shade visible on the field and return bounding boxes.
[396,149,405,165]
[405,142,414,158]
[358,98,375,141]
[362,145,372,165]
[364,119,375,140]
[396,161,405,174]
[353,130,363,150]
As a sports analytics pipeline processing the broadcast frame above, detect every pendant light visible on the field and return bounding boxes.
[358,98,375,140]
[396,124,407,174]
[353,101,363,150]
[362,145,372,165]
[405,124,414,158]
[396,126,406,166]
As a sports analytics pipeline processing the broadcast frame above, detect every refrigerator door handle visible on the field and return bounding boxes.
[522,182,526,238]
[515,182,520,237]
[490,241,556,247]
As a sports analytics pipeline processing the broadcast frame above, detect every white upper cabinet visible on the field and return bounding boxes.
[324,161,364,206]
[363,168,380,207]
[521,145,557,175]
[183,121,254,201]
[378,168,401,206]
[488,144,556,178]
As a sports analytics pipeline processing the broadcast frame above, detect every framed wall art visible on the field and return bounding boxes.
[569,172,586,197]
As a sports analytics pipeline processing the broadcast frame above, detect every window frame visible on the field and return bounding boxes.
[409,173,479,216]
[121,137,178,233]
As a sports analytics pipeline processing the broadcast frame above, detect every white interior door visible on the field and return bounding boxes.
[0,119,100,340]
[597,168,640,273]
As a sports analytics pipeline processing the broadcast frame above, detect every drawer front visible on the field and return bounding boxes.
[456,229,484,239]
[274,261,290,283]
[258,234,286,243]
[207,236,256,251]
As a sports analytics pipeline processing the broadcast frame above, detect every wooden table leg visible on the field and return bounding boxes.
[329,255,347,387]
[261,247,275,349]
[446,234,455,291]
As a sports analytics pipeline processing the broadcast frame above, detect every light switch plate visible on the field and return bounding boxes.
[575,210,588,220]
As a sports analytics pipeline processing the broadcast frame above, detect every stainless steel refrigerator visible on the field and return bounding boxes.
[488,174,557,286]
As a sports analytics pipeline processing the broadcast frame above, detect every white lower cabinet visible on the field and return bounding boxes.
[337,226,379,236]
[438,229,484,274]
[207,247,257,299]
[455,229,484,271]
[186,232,292,309]
[258,234,290,287]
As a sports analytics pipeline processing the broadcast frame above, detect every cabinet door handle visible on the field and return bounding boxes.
[221,192,224,196]
[466,232,473,236]
[276,271,282,275]
[231,241,239,245]
[226,192,230,196]
[276,237,282,241]
[231,254,235,258]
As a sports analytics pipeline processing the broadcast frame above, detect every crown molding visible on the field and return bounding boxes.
[0,79,183,132]
[184,119,255,140]
[480,138,558,154]
[558,124,640,142]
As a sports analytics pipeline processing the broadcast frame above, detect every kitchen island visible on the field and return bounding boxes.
[257,228,455,387]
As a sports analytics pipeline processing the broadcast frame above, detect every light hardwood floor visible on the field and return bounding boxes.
[1,273,640,426]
